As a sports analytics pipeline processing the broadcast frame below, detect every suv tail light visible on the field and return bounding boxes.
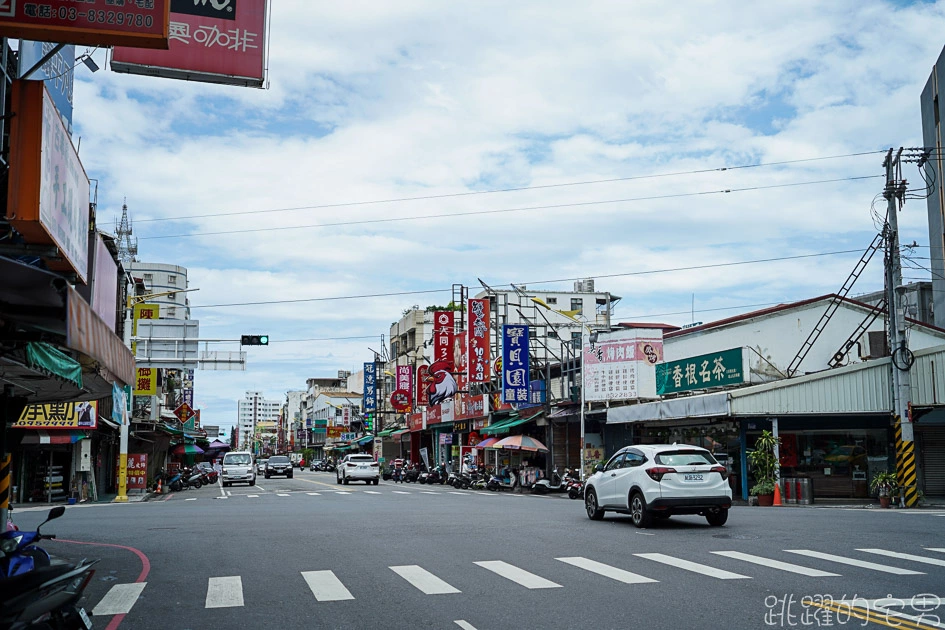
[710,465,729,480]
[646,466,676,482]
[370,462,379,467]
[347,462,357,467]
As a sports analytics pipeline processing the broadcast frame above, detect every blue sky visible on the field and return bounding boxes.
[68,0,945,434]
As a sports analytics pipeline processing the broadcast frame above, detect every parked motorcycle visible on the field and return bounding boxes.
[566,475,584,499]
[181,467,203,489]
[404,465,421,483]
[487,467,518,491]
[533,468,569,494]
[0,507,98,629]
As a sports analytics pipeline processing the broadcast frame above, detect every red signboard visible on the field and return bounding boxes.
[174,402,193,423]
[433,311,455,368]
[390,390,411,414]
[0,1,170,49]
[467,299,490,383]
[116,454,148,491]
[407,412,424,432]
[455,394,488,421]
[396,365,413,409]
[111,0,267,87]
[416,365,429,406]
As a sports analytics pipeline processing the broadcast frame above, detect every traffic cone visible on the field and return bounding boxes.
[156,479,163,495]
[773,482,783,506]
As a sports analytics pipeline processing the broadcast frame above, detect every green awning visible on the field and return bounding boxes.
[482,412,543,435]
[376,429,395,437]
[25,342,82,389]
[427,422,453,430]
[356,435,374,445]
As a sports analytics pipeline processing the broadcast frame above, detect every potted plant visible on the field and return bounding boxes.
[870,471,898,508]
[748,430,780,506]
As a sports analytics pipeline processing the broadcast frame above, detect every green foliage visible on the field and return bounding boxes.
[750,480,776,496]
[747,430,780,495]
[870,470,898,497]
[424,302,465,312]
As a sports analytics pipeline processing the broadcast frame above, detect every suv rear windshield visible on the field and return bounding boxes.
[269,456,290,464]
[348,455,374,462]
[655,450,717,466]
[224,453,252,465]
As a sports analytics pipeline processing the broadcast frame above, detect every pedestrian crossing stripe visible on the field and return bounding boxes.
[711,551,840,577]
[206,576,243,608]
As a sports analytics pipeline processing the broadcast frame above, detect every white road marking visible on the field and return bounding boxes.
[474,561,562,589]
[392,491,411,494]
[635,553,750,579]
[711,551,840,577]
[420,491,439,495]
[218,482,226,498]
[306,492,320,496]
[277,493,290,497]
[226,491,231,496]
[784,550,924,575]
[636,532,655,536]
[448,492,466,495]
[927,548,945,553]
[247,494,259,498]
[556,556,657,584]
[455,621,478,630]
[205,576,244,608]
[92,582,148,616]
[390,565,461,594]
[301,570,355,601]
[335,491,352,495]
[857,549,945,567]
[185,498,197,501]
[364,491,382,495]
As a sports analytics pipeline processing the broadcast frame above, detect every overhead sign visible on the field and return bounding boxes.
[14,400,97,429]
[111,0,267,88]
[502,324,529,404]
[583,328,663,401]
[656,347,748,396]
[363,362,376,412]
[0,0,170,49]
[467,298,491,383]
[6,80,89,282]
[17,41,74,135]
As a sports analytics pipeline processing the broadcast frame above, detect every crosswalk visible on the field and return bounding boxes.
[90,546,941,619]
[171,487,521,501]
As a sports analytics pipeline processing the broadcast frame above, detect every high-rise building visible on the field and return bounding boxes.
[238,391,281,451]
[126,262,191,320]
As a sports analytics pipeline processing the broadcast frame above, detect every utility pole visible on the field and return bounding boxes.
[884,148,918,507]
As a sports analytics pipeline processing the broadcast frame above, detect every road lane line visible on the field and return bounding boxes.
[857,549,945,567]
[785,550,924,575]
[711,551,840,577]
[92,583,148,616]
[390,565,461,594]
[254,485,265,491]
[364,491,382,495]
[218,481,226,498]
[420,491,440,495]
[926,548,945,553]
[205,576,244,608]
[335,491,352,495]
[247,494,259,498]
[307,492,321,496]
[455,621,477,630]
[185,498,197,501]
[277,493,290,497]
[392,491,411,494]
[448,492,467,495]
[556,557,657,584]
[301,570,355,601]
[634,553,750,579]
[474,561,561,589]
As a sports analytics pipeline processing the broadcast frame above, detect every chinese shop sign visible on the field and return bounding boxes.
[14,401,98,429]
[134,367,157,396]
[117,454,148,491]
[389,365,413,413]
[583,329,663,402]
[467,298,490,383]
[0,0,170,49]
[656,347,747,396]
[502,324,529,404]
[363,362,377,412]
[433,311,455,368]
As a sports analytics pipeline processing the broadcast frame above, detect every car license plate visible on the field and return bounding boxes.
[683,473,704,482]
[78,607,93,629]
[359,465,368,469]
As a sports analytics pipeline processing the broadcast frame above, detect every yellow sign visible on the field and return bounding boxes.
[132,303,160,354]
[15,401,98,429]
[134,367,157,396]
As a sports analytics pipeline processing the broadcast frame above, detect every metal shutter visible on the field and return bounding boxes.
[919,427,945,497]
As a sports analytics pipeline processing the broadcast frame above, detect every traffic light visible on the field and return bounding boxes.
[241,334,269,346]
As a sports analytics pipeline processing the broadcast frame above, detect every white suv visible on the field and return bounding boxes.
[584,444,732,527]
[336,454,380,485]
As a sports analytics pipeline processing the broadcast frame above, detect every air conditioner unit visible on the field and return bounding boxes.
[858,331,889,360]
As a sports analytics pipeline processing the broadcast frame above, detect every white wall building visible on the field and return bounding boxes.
[285,390,305,450]
[237,391,281,450]
[126,262,191,320]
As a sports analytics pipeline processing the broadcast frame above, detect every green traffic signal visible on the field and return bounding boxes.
[241,334,270,346]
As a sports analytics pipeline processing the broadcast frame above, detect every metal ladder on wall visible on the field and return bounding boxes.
[786,230,885,376]
[827,297,886,368]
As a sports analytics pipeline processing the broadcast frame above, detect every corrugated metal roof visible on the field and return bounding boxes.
[729,357,890,415]
[909,345,945,406]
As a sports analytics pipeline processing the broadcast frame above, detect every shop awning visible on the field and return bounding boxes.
[356,435,374,445]
[391,429,410,443]
[482,412,543,435]
[20,430,88,445]
[25,342,83,389]
[376,428,396,437]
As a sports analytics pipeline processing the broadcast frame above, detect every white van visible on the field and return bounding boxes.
[222,451,256,487]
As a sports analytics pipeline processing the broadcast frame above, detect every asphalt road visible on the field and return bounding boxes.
[11,468,945,630]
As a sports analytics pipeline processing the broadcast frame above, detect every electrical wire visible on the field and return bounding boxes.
[139,175,881,240]
[189,247,867,310]
[133,150,886,224]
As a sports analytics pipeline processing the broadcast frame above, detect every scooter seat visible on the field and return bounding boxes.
[0,564,76,602]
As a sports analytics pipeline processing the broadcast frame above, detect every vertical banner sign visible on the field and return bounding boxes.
[342,406,351,428]
[433,311,455,368]
[467,299,491,383]
[131,303,160,355]
[416,365,429,406]
[502,325,530,403]
[396,365,414,409]
[363,362,377,412]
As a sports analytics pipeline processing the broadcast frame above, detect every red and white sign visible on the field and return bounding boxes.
[117,454,148,491]
[407,412,424,432]
[433,311,455,368]
[467,299,490,383]
[0,0,170,49]
[390,390,411,414]
[112,0,267,88]
[342,405,351,427]
[396,365,413,407]
[416,365,429,406]
[173,402,194,423]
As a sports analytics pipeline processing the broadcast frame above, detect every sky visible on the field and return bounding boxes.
[68,0,945,436]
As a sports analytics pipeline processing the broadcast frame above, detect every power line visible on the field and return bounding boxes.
[614,301,788,321]
[139,175,881,240]
[190,247,867,310]
[269,335,378,344]
[134,150,885,224]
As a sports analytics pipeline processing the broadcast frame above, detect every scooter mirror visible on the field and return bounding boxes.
[48,506,66,520]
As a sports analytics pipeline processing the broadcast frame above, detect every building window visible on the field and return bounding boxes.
[143,273,153,282]
[166,307,176,318]
[570,298,583,314]
[168,275,177,285]
[547,297,558,305]
[571,332,582,349]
